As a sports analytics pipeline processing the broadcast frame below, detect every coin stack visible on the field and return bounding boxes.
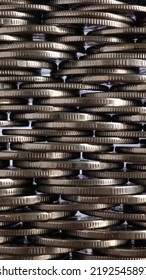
[1,0,146,260]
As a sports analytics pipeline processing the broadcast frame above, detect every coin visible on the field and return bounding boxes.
[0,211,71,222]
[50,0,124,4]
[0,89,77,98]
[55,68,136,76]
[62,58,146,68]
[3,129,92,137]
[80,107,146,114]
[91,43,146,53]
[0,136,42,142]
[113,115,146,122]
[0,178,32,188]
[12,112,108,121]
[83,210,146,221]
[0,151,80,160]
[47,11,132,23]
[62,194,146,204]
[13,160,120,170]
[130,221,146,227]
[20,82,105,90]
[0,18,33,26]
[67,225,146,240]
[0,187,33,197]
[35,97,137,106]
[115,147,146,154]
[55,35,128,44]
[86,171,146,179]
[0,105,74,112]
[11,142,112,153]
[0,10,35,19]
[0,121,28,127]
[0,41,78,52]
[133,205,146,212]
[47,136,137,144]
[0,245,72,255]
[127,164,146,171]
[99,27,146,36]
[0,255,62,260]
[0,228,50,236]
[83,153,146,163]
[0,194,55,206]
[45,18,131,28]
[100,246,146,257]
[0,59,54,69]
[0,50,74,60]
[0,169,78,178]
[0,25,76,35]
[0,98,26,104]
[36,184,144,196]
[29,235,127,249]
[33,121,141,131]
[0,237,15,244]
[131,179,146,185]
[0,83,15,89]
[68,74,146,83]
[73,251,146,260]
[0,76,58,82]
[37,178,126,186]
[32,202,114,211]
[112,84,146,92]
[96,131,146,138]
[0,206,16,211]
[0,34,28,42]
[86,48,146,57]
[0,4,57,12]
[0,70,37,76]
[32,218,121,230]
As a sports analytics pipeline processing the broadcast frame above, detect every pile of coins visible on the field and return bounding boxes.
[0,0,146,259]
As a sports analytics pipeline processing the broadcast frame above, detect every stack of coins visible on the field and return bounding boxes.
[1,0,146,260]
